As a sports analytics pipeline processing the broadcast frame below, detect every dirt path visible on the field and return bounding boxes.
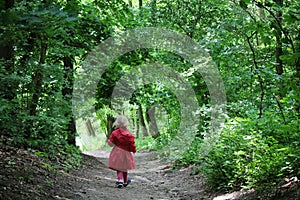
[0,143,206,200]
[69,150,212,200]
[2,142,298,200]
[1,143,214,200]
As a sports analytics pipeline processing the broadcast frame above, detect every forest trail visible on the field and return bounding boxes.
[66,150,300,200]
[0,141,224,200]
[67,150,248,200]
[73,150,211,200]
[1,142,298,200]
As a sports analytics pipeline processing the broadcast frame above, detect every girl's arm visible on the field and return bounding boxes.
[107,131,116,147]
[107,139,115,147]
[129,135,136,153]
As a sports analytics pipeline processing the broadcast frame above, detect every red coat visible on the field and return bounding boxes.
[108,128,136,171]
[108,128,136,153]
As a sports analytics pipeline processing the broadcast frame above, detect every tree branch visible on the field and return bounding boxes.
[253,0,295,53]
[245,32,265,118]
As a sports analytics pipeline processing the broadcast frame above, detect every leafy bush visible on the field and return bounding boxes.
[28,142,82,169]
[174,136,203,168]
[135,131,174,151]
[135,136,156,151]
[1,105,82,169]
[200,117,300,191]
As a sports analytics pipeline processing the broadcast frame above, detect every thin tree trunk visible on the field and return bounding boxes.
[138,104,148,137]
[146,106,160,138]
[274,0,284,100]
[62,56,77,145]
[135,109,140,138]
[295,33,300,119]
[106,106,115,138]
[29,36,47,116]
[26,35,47,137]
[245,32,264,118]
[128,0,132,7]
[86,119,95,136]
[0,0,15,100]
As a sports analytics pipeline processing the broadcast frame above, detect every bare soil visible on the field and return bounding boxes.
[1,142,299,200]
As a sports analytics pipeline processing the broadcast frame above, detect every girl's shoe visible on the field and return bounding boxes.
[123,179,131,187]
[116,181,123,188]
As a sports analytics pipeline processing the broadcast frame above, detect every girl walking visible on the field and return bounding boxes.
[107,115,136,188]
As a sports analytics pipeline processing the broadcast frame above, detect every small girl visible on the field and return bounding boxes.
[107,115,136,188]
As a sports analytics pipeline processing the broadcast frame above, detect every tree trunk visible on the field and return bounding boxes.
[139,0,143,8]
[245,33,265,118]
[0,0,15,100]
[85,119,95,136]
[138,104,148,137]
[67,118,76,145]
[106,113,115,138]
[29,36,47,116]
[62,56,77,145]
[274,0,284,100]
[26,36,47,137]
[295,33,300,119]
[146,106,160,138]
[135,109,140,138]
[128,0,132,7]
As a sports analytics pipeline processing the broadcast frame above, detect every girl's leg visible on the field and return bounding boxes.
[123,171,131,187]
[117,171,123,182]
[122,171,128,183]
[116,171,124,188]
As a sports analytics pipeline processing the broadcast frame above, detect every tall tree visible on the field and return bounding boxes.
[0,0,15,100]
[29,35,47,116]
[146,106,160,138]
[62,56,76,145]
[138,103,148,137]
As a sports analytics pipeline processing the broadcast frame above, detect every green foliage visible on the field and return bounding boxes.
[1,0,299,193]
[56,143,82,169]
[0,0,129,169]
[174,136,203,168]
[200,117,300,191]
[135,136,156,150]
[28,142,82,169]
[135,131,174,151]
[96,106,118,137]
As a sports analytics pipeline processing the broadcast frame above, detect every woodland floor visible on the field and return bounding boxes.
[0,141,299,200]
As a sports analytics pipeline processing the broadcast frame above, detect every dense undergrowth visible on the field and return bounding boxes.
[136,114,300,193]
[1,135,82,170]
[201,117,299,191]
